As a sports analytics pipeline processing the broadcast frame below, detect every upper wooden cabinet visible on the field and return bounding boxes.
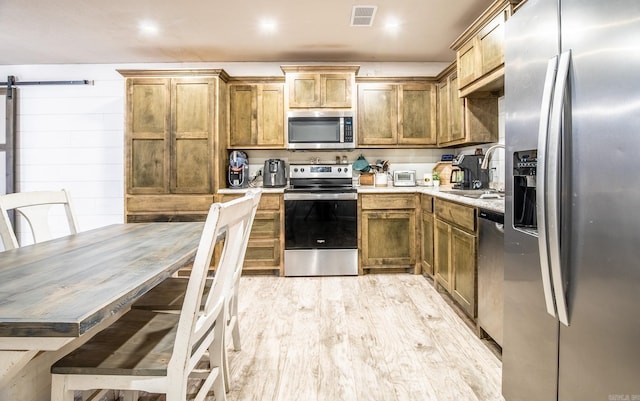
[358,80,437,147]
[437,63,498,147]
[451,0,518,97]
[229,80,285,148]
[118,69,229,222]
[281,65,359,109]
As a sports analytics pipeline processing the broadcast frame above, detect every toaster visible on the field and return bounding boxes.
[393,170,416,187]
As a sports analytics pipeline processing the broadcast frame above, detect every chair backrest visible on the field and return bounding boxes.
[169,195,254,384]
[0,189,80,251]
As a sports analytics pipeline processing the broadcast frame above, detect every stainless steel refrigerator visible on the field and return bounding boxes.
[503,0,640,400]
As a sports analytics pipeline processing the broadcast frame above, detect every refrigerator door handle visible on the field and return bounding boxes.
[547,50,572,326]
[536,56,559,317]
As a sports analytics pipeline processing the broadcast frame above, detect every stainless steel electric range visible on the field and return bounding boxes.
[284,164,357,276]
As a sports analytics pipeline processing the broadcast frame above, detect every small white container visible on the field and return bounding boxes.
[375,173,388,187]
[423,173,433,186]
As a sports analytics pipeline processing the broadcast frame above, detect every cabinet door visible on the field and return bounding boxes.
[229,85,252,146]
[127,78,171,194]
[448,73,465,142]
[398,84,437,145]
[421,209,434,277]
[457,39,479,89]
[434,218,451,292]
[321,74,353,108]
[357,84,398,146]
[229,85,256,147]
[288,73,320,108]
[451,226,477,317]
[437,80,450,145]
[257,84,284,146]
[171,78,213,193]
[230,84,284,148]
[479,11,506,76]
[361,210,415,267]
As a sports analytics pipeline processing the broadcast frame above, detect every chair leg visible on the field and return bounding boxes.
[51,375,75,401]
[223,345,230,393]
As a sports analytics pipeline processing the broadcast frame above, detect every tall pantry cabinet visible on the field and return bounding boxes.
[119,69,229,222]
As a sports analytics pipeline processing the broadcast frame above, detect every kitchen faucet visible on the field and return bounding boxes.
[481,144,505,169]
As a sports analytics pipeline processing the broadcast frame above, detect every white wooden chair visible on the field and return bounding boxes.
[0,189,80,251]
[130,188,262,390]
[50,195,255,401]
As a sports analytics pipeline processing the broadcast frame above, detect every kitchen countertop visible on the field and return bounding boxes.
[218,185,504,214]
[357,185,505,214]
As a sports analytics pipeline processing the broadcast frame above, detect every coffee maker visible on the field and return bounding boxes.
[263,159,287,187]
[227,151,249,188]
[450,154,489,190]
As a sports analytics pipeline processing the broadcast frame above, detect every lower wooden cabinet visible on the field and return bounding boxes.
[217,193,283,275]
[433,198,478,317]
[359,193,419,274]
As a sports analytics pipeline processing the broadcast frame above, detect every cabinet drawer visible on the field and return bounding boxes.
[127,194,214,212]
[244,238,280,268]
[361,194,416,210]
[258,193,281,210]
[435,199,476,233]
[251,210,280,238]
[421,194,434,213]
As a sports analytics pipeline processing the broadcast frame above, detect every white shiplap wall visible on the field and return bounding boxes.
[0,65,126,246]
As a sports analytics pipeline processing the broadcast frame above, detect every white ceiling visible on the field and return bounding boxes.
[0,0,493,65]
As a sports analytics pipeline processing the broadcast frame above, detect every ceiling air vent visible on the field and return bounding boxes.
[351,5,377,27]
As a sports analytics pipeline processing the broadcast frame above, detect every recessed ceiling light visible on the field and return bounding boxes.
[259,18,277,34]
[138,19,160,37]
[384,17,401,34]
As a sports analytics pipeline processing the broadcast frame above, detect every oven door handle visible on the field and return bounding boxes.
[284,192,358,201]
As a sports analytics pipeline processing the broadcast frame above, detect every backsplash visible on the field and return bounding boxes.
[241,148,448,186]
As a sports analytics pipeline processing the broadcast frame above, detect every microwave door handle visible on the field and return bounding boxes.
[537,55,559,318]
[547,50,571,327]
[339,118,345,143]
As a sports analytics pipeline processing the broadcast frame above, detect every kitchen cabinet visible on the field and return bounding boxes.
[359,193,420,274]
[358,80,437,147]
[217,193,283,275]
[451,0,517,97]
[421,194,435,277]
[437,63,498,147]
[228,80,285,148]
[433,198,478,318]
[119,69,229,223]
[281,65,359,109]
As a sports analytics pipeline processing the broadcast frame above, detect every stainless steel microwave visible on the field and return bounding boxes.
[286,110,355,150]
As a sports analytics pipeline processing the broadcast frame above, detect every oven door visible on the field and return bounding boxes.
[284,192,358,276]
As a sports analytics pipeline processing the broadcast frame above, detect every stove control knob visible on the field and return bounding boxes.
[300,168,305,173]
[338,168,342,173]
[293,168,299,173]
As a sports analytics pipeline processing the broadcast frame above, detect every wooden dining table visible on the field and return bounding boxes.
[0,222,204,401]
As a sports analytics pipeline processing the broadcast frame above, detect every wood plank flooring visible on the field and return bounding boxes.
[137,274,504,401]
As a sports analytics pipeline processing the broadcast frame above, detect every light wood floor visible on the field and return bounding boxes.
[225,274,503,401]
[133,274,504,401]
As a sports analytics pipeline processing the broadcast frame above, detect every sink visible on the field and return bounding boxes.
[440,189,505,199]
